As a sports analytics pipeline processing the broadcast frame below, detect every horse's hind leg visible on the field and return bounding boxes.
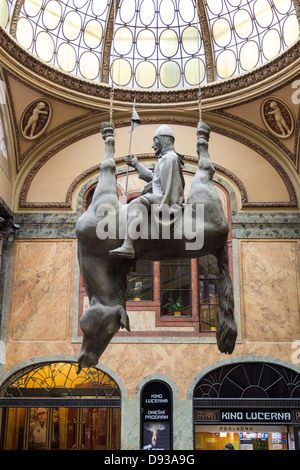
[215,245,237,354]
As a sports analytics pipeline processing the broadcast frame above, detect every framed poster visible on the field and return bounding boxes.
[141,380,172,450]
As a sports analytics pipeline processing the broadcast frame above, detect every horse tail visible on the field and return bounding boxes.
[216,245,237,354]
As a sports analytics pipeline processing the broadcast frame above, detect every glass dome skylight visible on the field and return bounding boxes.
[0,0,299,89]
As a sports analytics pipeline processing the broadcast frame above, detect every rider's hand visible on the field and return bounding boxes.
[126,154,138,168]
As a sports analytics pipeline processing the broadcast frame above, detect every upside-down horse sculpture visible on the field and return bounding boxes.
[76,121,237,372]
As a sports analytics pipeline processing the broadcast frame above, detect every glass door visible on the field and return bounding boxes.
[0,406,120,450]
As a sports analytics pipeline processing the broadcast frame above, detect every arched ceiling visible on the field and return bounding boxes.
[1,0,299,89]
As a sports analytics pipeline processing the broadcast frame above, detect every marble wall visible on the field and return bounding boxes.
[5,239,76,368]
[2,236,300,400]
[1,235,300,450]
[239,240,300,343]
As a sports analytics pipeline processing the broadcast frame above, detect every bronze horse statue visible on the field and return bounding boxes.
[76,121,237,371]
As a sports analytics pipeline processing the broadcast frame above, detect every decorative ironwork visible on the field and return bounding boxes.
[2,0,298,89]
[194,362,300,399]
[0,362,121,398]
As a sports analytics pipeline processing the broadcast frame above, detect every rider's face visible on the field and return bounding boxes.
[152,137,162,156]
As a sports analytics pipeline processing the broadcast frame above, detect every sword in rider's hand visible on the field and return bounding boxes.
[124,99,141,200]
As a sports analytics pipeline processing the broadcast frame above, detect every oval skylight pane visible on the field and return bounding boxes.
[137,29,156,57]
[227,0,241,6]
[79,51,100,80]
[182,26,201,55]
[213,18,232,47]
[57,42,77,72]
[120,0,136,24]
[179,0,195,23]
[262,29,281,60]
[111,58,132,86]
[114,27,133,55]
[10,0,300,89]
[184,57,205,85]
[73,0,89,8]
[160,61,180,87]
[91,0,108,16]
[273,0,291,14]
[239,40,259,71]
[43,0,62,30]
[206,0,223,15]
[254,0,273,28]
[63,11,82,41]
[16,17,34,49]
[216,49,236,78]
[0,0,9,29]
[36,31,55,62]
[234,9,253,39]
[135,61,156,87]
[160,0,175,26]
[283,15,299,46]
[160,29,178,57]
[84,19,103,48]
[140,0,155,26]
[24,0,43,17]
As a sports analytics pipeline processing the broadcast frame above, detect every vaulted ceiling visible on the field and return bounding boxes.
[0,0,299,213]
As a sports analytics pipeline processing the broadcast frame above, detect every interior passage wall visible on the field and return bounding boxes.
[3,238,300,399]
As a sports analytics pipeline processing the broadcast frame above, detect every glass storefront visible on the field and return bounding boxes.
[193,361,300,451]
[0,362,121,451]
[1,406,120,450]
[195,425,293,450]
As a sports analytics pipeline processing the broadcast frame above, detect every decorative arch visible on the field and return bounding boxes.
[17,118,297,210]
[187,356,300,400]
[0,356,125,450]
[0,355,127,400]
[134,373,180,401]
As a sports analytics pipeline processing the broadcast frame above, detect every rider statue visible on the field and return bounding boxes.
[109,124,185,259]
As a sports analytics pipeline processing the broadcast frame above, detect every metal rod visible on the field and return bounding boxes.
[125,98,136,197]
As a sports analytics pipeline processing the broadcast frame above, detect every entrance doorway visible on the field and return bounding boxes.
[193,361,300,451]
[0,361,121,450]
[1,406,120,450]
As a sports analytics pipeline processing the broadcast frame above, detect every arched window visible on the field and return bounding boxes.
[0,362,121,450]
[194,362,300,399]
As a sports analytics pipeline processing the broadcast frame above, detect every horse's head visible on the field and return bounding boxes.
[77,303,130,371]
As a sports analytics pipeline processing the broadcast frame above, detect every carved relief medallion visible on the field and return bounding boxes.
[261,97,294,139]
[20,98,52,140]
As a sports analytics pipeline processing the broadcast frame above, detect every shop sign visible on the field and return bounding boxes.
[195,408,293,423]
[220,409,292,423]
[194,409,219,422]
[141,380,172,451]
